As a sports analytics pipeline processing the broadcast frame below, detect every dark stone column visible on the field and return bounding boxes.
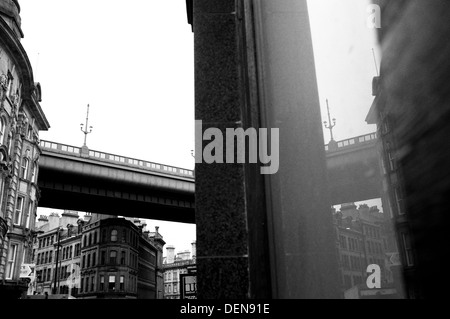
[193,0,252,299]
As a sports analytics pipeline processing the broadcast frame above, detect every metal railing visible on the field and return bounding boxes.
[325,132,377,152]
[39,140,195,178]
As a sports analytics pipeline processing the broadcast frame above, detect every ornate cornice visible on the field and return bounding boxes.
[0,18,50,131]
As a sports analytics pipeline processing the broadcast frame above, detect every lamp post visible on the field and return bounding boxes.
[52,227,64,294]
[323,99,336,142]
[80,104,93,147]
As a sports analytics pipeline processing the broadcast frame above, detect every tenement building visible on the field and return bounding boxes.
[31,211,82,296]
[30,212,165,299]
[333,203,402,298]
[0,0,50,298]
[162,242,196,299]
[77,214,165,299]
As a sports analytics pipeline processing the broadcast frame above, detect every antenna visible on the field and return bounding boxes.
[372,48,379,76]
[80,104,93,147]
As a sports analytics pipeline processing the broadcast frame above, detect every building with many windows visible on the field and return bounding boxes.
[77,214,165,299]
[333,203,399,296]
[30,212,165,299]
[31,211,83,296]
[162,242,196,299]
[367,74,414,298]
[0,0,50,298]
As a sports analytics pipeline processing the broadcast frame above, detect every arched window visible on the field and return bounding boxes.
[21,158,29,179]
[0,117,5,145]
[88,233,92,246]
[93,231,97,244]
[111,230,118,242]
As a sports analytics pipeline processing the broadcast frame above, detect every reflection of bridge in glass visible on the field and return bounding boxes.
[37,132,380,223]
[325,132,381,205]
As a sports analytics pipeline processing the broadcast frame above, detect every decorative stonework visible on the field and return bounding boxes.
[0,74,7,90]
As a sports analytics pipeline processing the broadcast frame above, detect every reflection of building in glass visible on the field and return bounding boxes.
[0,0,50,298]
[162,242,196,299]
[367,74,414,298]
[333,203,401,298]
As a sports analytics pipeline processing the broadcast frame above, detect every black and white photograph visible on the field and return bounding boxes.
[0,0,449,308]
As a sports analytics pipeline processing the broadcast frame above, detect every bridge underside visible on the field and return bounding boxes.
[326,146,382,205]
[38,167,195,224]
[327,161,382,205]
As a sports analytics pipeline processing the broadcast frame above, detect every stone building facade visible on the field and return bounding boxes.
[30,212,165,299]
[0,0,50,298]
[77,214,165,299]
[333,203,393,292]
[31,211,82,296]
[162,242,196,299]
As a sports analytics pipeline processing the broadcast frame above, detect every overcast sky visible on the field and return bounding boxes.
[18,0,380,254]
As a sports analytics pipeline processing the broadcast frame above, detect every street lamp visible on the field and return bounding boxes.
[323,99,336,142]
[52,227,65,294]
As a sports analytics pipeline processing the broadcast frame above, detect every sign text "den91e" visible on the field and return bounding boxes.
[224,304,270,314]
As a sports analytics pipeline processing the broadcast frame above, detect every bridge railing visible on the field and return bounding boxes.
[325,132,377,152]
[39,140,195,178]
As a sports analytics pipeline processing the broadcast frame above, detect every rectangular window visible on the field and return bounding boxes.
[120,276,124,291]
[6,244,17,279]
[121,251,125,265]
[109,275,116,291]
[80,278,84,293]
[100,275,105,291]
[31,165,37,183]
[92,252,96,266]
[395,188,404,215]
[85,277,89,292]
[25,201,33,229]
[387,151,396,171]
[101,251,106,265]
[14,197,24,225]
[91,276,95,291]
[110,251,117,264]
[402,232,414,266]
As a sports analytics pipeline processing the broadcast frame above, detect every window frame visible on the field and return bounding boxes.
[6,243,18,279]
[14,196,24,225]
